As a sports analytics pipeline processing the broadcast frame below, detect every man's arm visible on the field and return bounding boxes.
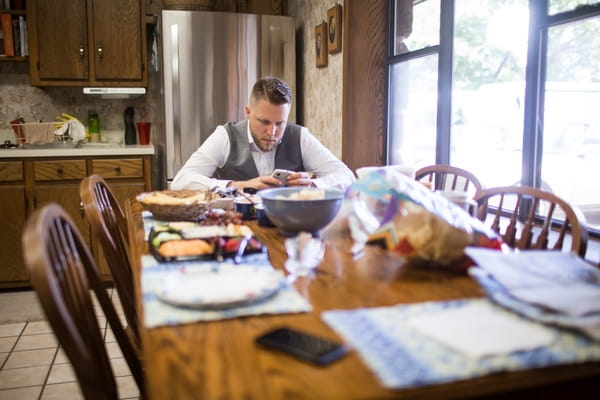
[171,126,232,190]
[299,128,356,191]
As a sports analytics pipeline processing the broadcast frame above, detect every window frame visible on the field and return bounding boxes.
[386,0,600,235]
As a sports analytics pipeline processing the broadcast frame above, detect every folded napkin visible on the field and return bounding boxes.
[466,248,600,339]
[406,301,556,359]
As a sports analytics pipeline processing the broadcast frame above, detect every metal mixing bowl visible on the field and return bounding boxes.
[258,187,344,235]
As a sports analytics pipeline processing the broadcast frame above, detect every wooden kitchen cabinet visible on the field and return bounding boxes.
[0,162,28,285]
[0,155,152,288]
[26,0,147,86]
[33,159,90,246]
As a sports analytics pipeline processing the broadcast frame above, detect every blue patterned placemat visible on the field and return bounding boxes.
[141,254,312,328]
[322,299,600,389]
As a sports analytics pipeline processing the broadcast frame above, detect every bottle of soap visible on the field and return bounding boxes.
[88,110,100,142]
[124,106,136,145]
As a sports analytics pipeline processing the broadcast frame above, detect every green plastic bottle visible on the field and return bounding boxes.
[88,110,100,142]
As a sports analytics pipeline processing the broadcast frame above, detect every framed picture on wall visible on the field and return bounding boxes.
[315,22,328,68]
[327,4,342,53]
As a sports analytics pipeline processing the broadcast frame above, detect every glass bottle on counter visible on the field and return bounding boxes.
[88,110,100,142]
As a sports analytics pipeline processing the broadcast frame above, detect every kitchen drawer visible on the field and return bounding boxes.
[92,158,144,179]
[34,160,87,181]
[0,161,24,182]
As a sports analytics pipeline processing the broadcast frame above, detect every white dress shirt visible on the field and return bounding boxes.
[171,123,355,191]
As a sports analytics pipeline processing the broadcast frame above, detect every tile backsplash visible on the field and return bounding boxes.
[0,61,163,144]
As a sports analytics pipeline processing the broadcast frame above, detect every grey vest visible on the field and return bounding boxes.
[215,120,305,180]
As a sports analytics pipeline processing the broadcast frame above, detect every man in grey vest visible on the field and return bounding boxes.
[171,77,355,192]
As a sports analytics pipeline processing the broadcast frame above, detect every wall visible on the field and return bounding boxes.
[288,0,344,158]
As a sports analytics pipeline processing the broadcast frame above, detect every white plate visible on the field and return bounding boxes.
[155,266,283,309]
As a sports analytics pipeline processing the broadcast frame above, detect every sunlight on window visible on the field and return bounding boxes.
[451,0,529,188]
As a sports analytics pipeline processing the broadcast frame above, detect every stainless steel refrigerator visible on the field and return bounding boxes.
[161,10,296,184]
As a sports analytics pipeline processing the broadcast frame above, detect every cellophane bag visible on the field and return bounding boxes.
[344,168,502,268]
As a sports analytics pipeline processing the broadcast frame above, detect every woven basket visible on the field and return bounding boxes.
[162,0,216,10]
[137,190,233,222]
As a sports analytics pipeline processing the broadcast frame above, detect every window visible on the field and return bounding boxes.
[387,0,600,233]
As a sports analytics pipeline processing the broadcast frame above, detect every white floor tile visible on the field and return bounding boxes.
[0,324,25,338]
[0,385,42,400]
[3,349,56,369]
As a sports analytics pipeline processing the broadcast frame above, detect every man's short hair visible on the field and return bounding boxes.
[250,76,292,106]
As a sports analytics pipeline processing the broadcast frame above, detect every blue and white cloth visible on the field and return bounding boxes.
[322,299,600,389]
[141,254,311,328]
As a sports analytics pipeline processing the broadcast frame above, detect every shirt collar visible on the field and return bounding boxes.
[246,122,255,145]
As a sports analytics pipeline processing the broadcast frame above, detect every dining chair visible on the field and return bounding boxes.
[22,204,145,399]
[473,185,589,257]
[415,165,483,197]
[80,174,140,349]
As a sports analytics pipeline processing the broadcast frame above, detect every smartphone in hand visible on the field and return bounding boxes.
[255,327,348,365]
[271,169,293,186]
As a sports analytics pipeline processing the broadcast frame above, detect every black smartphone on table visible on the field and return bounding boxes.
[255,327,349,366]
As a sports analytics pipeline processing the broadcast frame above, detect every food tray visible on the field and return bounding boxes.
[137,190,233,221]
[149,227,265,262]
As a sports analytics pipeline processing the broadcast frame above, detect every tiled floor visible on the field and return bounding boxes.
[0,288,139,400]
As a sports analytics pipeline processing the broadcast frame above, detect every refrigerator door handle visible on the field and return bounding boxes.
[171,24,182,170]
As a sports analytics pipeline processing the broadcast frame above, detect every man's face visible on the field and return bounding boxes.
[245,98,290,152]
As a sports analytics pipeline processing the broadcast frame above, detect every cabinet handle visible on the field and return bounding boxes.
[97,42,103,61]
[56,167,63,175]
[115,166,121,173]
[80,201,85,217]
[79,43,85,59]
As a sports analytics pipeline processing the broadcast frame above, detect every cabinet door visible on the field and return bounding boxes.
[0,186,28,285]
[92,0,144,81]
[35,184,90,245]
[28,0,89,81]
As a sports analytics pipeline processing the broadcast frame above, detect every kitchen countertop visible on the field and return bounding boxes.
[0,144,155,158]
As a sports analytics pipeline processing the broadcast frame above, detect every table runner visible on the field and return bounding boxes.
[322,298,600,390]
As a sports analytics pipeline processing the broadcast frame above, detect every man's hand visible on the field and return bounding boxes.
[230,172,314,192]
[230,176,282,192]
[285,172,315,187]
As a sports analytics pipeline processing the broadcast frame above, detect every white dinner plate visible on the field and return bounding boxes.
[155,266,283,309]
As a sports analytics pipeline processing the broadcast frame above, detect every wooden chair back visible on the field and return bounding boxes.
[473,186,589,257]
[80,175,139,347]
[415,165,483,196]
[22,204,145,399]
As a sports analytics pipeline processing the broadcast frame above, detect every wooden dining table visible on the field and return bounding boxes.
[125,200,600,400]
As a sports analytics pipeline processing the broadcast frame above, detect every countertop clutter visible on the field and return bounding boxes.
[0,143,155,158]
[0,129,155,158]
